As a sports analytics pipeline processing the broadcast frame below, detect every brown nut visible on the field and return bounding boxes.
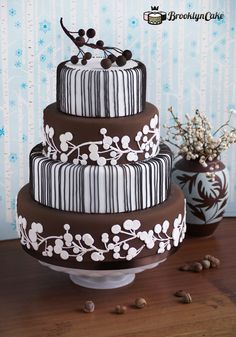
[204,255,220,268]
[190,262,203,273]
[115,305,127,314]
[135,297,147,309]
[179,264,191,271]
[174,290,186,297]
[82,300,95,313]
[201,259,211,269]
[181,293,192,304]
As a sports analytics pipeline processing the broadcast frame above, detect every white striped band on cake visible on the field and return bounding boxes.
[57,58,146,118]
[30,143,172,214]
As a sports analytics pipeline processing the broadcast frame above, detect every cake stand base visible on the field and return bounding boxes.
[39,259,166,289]
[69,273,135,289]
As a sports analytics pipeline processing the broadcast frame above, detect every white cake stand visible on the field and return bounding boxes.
[39,259,166,289]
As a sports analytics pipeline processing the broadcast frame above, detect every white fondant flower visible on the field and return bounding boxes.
[73,247,80,254]
[150,115,158,129]
[101,233,109,243]
[113,136,119,143]
[60,153,68,162]
[64,132,73,141]
[172,228,181,247]
[48,127,54,139]
[162,220,170,234]
[28,229,37,242]
[55,238,63,247]
[113,252,120,259]
[60,250,69,260]
[73,158,79,165]
[143,125,149,135]
[91,252,104,261]
[100,128,107,135]
[158,242,165,254]
[154,224,162,234]
[123,243,129,250]
[60,141,69,152]
[82,233,94,246]
[97,156,106,166]
[110,159,117,165]
[135,131,142,142]
[121,135,130,149]
[113,246,120,253]
[113,235,120,243]
[126,152,138,162]
[111,224,121,234]
[76,255,83,262]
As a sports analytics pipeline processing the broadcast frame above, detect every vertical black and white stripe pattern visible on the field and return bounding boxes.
[57,60,146,117]
[30,144,172,214]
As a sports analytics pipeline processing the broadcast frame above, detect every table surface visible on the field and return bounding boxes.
[1,218,236,337]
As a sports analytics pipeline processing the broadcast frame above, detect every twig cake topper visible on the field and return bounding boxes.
[60,18,133,69]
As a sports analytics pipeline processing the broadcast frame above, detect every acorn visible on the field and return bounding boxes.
[180,293,192,304]
[96,40,104,47]
[78,29,85,36]
[75,36,85,47]
[116,55,127,67]
[86,28,96,38]
[81,59,87,65]
[84,52,92,60]
[108,54,116,63]
[82,300,95,313]
[70,55,78,64]
[201,259,211,269]
[115,305,127,314]
[101,58,112,69]
[135,297,147,309]
[122,49,132,60]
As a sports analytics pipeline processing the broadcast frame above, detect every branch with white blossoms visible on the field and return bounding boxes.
[43,114,160,166]
[17,211,186,263]
[163,107,236,167]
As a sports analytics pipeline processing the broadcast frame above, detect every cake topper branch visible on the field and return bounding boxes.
[60,18,133,69]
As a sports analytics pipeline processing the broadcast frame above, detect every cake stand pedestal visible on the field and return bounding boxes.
[39,259,166,289]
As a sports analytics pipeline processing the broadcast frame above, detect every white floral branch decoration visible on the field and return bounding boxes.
[17,207,186,263]
[42,114,160,166]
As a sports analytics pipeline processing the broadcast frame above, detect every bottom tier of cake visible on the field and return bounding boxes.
[17,184,186,270]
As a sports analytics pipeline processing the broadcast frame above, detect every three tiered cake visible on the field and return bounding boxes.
[17,21,186,288]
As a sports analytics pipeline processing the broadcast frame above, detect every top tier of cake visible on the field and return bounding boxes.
[57,58,146,118]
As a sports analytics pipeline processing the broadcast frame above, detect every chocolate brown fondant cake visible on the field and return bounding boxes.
[16,19,186,288]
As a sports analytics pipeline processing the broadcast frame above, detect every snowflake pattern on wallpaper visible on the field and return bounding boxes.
[0,0,236,240]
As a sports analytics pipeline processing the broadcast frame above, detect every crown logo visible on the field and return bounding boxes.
[151,6,159,11]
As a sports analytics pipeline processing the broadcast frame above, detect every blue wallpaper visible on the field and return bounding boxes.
[0,0,235,240]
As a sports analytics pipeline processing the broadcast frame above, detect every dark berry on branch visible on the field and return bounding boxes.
[108,54,116,63]
[81,59,87,65]
[122,50,132,60]
[75,36,85,47]
[70,55,79,64]
[84,52,92,60]
[87,28,96,38]
[96,40,104,47]
[101,58,112,69]
[78,29,85,36]
[116,55,127,66]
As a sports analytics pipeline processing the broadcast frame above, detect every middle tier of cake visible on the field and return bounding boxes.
[30,143,172,213]
[42,102,160,166]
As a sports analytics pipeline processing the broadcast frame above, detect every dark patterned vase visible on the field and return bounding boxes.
[172,157,229,237]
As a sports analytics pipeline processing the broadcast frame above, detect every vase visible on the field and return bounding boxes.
[172,157,229,237]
